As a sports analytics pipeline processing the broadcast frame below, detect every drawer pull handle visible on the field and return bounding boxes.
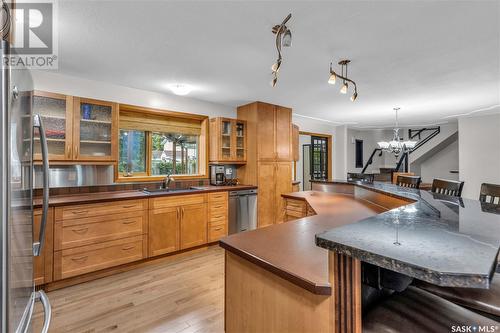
[71,256,88,262]
[213,215,224,219]
[214,205,223,209]
[122,220,136,225]
[122,245,135,251]
[122,205,136,208]
[214,227,222,231]
[71,210,88,215]
[71,227,89,234]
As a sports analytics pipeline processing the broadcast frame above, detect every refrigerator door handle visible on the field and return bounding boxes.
[33,114,49,256]
[35,290,52,333]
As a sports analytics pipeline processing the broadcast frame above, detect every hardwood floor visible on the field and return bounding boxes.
[32,246,224,333]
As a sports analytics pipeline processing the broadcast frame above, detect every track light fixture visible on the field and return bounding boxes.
[270,13,292,87]
[328,59,358,102]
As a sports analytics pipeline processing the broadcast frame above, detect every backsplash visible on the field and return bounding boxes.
[33,164,209,195]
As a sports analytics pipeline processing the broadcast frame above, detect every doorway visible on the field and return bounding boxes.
[296,132,332,191]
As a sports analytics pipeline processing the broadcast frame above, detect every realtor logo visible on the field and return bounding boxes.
[2,0,58,69]
[12,2,53,54]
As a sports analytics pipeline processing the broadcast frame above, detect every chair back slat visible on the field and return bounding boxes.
[396,175,421,189]
[479,183,500,205]
[431,178,464,198]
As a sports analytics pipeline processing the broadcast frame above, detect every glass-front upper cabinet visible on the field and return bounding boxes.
[73,97,118,161]
[209,117,246,164]
[32,91,73,160]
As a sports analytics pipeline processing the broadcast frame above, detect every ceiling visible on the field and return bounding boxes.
[54,0,500,127]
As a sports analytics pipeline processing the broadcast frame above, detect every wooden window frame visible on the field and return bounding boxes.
[115,104,209,183]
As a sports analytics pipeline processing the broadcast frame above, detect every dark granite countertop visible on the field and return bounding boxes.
[314,180,500,289]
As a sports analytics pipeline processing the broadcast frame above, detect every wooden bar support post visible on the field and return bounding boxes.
[329,251,362,333]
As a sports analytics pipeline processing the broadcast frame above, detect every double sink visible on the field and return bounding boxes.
[141,186,209,194]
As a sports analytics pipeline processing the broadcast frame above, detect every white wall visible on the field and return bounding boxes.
[419,139,459,183]
[31,70,236,118]
[346,129,393,173]
[459,113,500,200]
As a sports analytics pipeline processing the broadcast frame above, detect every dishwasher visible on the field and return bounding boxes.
[228,189,258,234]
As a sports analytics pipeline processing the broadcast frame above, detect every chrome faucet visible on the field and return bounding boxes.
[163,173,175,190]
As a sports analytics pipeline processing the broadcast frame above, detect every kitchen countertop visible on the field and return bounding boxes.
[34,184,258,207]
[219,191,387,294]
[314,180,500,289]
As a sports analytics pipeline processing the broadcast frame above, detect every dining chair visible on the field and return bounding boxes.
[396,175,421,189]
[431,178,464,197]
[479,183,500,205]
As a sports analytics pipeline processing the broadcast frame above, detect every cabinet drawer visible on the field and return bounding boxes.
[150,194,207,209]
[307,205,316,216]
[209,203,227,216]
[285,209,305,218]
[56,199,146,221]
[209,213,227,225]
[209,224,227,242]
[54,235,145,280]
[54,211,146,250]
[208,192,228,203]
[285,199,306,212]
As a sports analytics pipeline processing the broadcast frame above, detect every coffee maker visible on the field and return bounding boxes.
[210,165,225,185]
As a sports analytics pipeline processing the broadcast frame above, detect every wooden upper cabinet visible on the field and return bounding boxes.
[275,106,292,161]
[292,124,300,162]
[33,91,118,163]
[209,117,247,164]
[73,97,118,162]
[33,91,74,161]
[256,103,276,161]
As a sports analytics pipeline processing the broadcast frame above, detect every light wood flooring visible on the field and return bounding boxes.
[32,246,225,333]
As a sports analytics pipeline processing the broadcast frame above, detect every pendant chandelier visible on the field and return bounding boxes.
[377,108,417,157]
[270,13,292,87]
[328,59,358,102]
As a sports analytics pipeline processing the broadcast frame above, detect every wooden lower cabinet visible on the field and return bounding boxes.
[34,208,54,286]
[148,194,208,255]
[283,198,316,222]
[148,207,180,256]
[208,192,229,242]
[180,203,208,249]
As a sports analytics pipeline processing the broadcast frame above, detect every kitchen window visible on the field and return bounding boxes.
[117,105,208,181]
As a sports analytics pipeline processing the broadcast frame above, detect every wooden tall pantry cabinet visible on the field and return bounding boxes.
[237,102,293,228]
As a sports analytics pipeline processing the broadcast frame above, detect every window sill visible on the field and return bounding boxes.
[115,174,207,183]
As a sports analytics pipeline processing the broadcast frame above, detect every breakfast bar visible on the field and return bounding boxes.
[220,180,500,333]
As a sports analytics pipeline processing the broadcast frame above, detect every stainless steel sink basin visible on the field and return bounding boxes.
[142,188,197,194]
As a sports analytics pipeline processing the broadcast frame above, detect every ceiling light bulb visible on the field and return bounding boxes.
[328,73,336,85]
[168,84,193,96]
[340,82,348,94]
[282,29,292,47]
[350,92,358,102]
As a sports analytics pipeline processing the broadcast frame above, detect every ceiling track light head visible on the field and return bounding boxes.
[270,14,292,88]
[328,58,358,101]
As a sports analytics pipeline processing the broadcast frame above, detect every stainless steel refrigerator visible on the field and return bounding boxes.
[0,40,51,332]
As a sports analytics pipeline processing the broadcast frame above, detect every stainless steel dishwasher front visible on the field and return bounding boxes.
[228,189,258,234]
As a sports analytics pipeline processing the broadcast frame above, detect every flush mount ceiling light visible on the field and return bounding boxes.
[328,59,358,102]
[168,84,193,96]
[377,108,417,157]
[270,13,292,87]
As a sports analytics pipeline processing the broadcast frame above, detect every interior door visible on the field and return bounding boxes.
[180,203,207,249]
[311,136,328,180]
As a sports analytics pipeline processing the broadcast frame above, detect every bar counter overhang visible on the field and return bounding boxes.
[220,180,500,333]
